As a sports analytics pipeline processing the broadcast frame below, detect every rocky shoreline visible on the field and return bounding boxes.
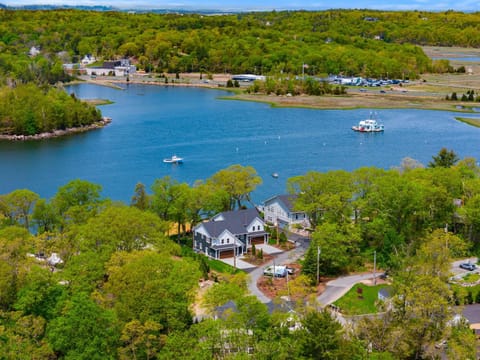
[0,117,112,141]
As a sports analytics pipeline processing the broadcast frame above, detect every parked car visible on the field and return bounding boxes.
[459,262,476,271]
[263,265,287,277]
[379,271,389,280]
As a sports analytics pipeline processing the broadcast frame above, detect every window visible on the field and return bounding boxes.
[227,238,230,244]
[221,239,224,244]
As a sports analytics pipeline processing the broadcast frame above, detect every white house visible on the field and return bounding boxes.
[193,208,268,259]
[263,194,310,229]
[81,54,96,65]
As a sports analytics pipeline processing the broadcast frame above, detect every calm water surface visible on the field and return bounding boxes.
[1,83,479,203]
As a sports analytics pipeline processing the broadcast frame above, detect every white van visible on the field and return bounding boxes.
[263,265,287,277]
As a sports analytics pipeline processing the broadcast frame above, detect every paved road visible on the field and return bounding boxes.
[451,257,478,274]
[247,235,310,304]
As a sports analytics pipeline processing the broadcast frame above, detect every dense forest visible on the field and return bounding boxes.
[0,155,479,359]
[2,9,480,79]
[1,8,480,135]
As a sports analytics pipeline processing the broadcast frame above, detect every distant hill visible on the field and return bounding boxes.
[3,4,117,11]
[0,3,230,14]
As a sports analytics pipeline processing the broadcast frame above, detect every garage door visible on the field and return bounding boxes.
[219,249,234,259]
[251,236,265,245]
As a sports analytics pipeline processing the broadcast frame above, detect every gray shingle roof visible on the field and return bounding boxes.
[277,194,298,212]
[203,208,262,237]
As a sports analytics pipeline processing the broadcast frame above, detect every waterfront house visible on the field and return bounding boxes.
[81,54,96,65]
[193,208,268,259]
[263,194,310,229]
[84,59,136,77]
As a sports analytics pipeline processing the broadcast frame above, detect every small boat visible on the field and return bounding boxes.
[272,172,279,179]
[352,113,384,133]
[163,155,184,164]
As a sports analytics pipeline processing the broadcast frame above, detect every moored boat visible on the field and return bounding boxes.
[163,155,184,164]
[352,114,384,132]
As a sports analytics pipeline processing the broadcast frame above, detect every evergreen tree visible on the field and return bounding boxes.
[428,148,459,168]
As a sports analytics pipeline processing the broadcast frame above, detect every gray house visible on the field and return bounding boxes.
[263,194,310,229]
[193,208,268,259]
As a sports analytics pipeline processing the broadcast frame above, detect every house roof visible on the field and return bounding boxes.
[202,208,263,238]
[264,194,298,212]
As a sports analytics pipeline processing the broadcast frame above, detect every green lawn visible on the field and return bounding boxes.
[463,273,480,284]
[206,258,239,274]
[333,283,388,315]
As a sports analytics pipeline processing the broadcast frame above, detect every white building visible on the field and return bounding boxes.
[263,194,310,229]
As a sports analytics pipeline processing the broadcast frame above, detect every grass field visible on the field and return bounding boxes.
[455,117,480,128]
[333,283,388,315]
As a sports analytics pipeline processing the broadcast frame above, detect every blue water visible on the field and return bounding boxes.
[1,83,480,204]
[431,56,480,62]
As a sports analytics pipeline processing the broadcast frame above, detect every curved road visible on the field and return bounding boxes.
[247,237,308,303]
[247,234,377,308]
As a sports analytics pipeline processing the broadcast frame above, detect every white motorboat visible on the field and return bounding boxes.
[352,114,384,132]
[163,155,184,164]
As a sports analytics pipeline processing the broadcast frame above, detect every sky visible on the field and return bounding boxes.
[2,0,479,11]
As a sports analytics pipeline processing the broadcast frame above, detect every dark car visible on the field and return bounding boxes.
[460,263,476,271]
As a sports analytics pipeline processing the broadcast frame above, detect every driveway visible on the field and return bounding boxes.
[451,257,478,275]
[255,243,284,255]
[247,238,310,304]
[317,273,377,307]
[220,257,256,270]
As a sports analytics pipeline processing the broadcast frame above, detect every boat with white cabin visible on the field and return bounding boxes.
[163,155,184,164]
[352,113,384,132]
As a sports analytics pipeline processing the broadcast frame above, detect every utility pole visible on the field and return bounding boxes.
[317,246,321,285]
[233,246,236,269]
[373,250,376,285]
[276,222,279,245]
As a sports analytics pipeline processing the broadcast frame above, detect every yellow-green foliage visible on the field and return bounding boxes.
[0,84,102,135]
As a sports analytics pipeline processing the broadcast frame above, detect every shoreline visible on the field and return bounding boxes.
[79,75,479,114]
[0,117,112,141]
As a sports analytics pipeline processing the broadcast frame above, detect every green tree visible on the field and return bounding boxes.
[428,148,459,168]
[52,179,104,226]
[102,250,200,332]
[130,182,150,210]
[297,310,364,359]
[0,189,39,229]
[0,311,54,359]
[288,170,353,229]
[207,164,262,210]
[46,292,120,360]
[118,320,165,360]
[32,198,59,234]
[0,226,32,309]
